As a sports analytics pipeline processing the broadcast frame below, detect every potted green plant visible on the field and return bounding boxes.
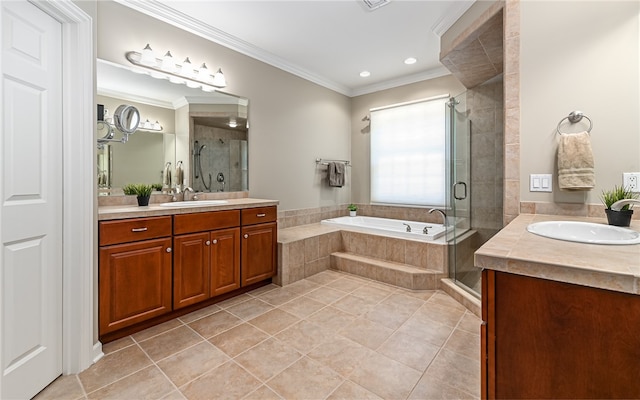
[123,183,154,206]
[347,203,357,217]
[601,185,638,227]
[151,183,163,192]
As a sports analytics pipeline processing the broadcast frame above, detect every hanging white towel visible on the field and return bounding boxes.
[557,131,595,190]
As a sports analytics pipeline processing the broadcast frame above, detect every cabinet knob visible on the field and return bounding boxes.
[205,240,211,246]
[212,239,218,244]
[243,234,249,239]
[166,247,172,253]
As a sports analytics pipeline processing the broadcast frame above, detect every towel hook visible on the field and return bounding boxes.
[556,111,592,135]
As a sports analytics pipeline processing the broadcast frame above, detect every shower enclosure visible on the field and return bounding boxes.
[446,79,504,298]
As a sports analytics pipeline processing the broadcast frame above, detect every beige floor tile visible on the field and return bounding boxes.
[399,288,437,301]
[278,296,325,318]
[234,338,302,381]
[349,352,422,400]
[226,298,274,321]
[86,366,174,400]
[78,345,152,393]
[408,373,478,400]
[242,385,283,400]
[161,390,187,400]
[304,286,347,304]
[414,302,466,328]
[382,292,426,311]
[329,277,367,293]
[246,283,280,297]
[247,308,300,335]
[284,279,321,295]
[180,361,261,400]
[216,293,252,309]
[377,331,440,371]
[443,328,481,361]
[275,320,335,354]
[339,317,394,350]
[331,294,378,316]
[307,336,374,378]
[138,326,203,362]
[326,380,383,400]
[256,287,302,306]
[425,348,481,398]
[188,310,242,339]
[157,341,229,387]
[458,311,482,334]
[34,374,85,400]
[397,315,455,347]
[178,304,221,324]
[429,291,467,311]
[132,319,183,342]
[266,357,343,400]
[101,336,135,355]
[306,306,357,332]
[362,302,414,330]
[351,285,393,303]
[209,323,269,357]
[305,270,342,285]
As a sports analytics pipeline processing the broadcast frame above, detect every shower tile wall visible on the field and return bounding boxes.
[193,124,248,193]
[468,79,504,245]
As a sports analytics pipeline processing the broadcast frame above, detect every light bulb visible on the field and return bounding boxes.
[198,63,212,83]
[140,44,156,66]
[212,68,226,88]
[153,121,162,130]
[161,51,175,72]
[180,57,195,79]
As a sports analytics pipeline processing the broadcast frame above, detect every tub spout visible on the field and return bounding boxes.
[429,208,447,226]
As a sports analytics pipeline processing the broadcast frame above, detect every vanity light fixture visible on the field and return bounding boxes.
[138,118,163,132]
[360,70,371,78]
[228,118,237,128]
[126,44,227,91]
[404,57,417,65]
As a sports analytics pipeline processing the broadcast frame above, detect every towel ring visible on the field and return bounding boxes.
[556,111,592,135]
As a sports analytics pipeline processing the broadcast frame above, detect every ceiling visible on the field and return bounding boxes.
[117,0,475,97]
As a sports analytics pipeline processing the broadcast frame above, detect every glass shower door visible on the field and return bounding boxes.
[446,92,479,297]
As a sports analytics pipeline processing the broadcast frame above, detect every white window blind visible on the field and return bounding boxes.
[370,95,448,207]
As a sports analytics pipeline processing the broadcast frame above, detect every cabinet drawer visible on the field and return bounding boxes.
[174,210,240,235]
[241,206,277,225]
[99,216,172,246]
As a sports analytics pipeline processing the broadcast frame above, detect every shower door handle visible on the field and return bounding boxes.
[453,181,467,200]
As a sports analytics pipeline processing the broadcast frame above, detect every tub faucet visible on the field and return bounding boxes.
[429,208,447,226]
[402,223,412,232]
[611,199,640,211]
[423,225,432,234]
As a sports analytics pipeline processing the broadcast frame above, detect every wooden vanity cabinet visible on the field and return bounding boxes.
[99,216,172,335]
[482,269,640,399]
[241,207,277,286]
[173,210,240,309]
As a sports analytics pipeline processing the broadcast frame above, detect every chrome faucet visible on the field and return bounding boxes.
[402,223,412,232]
[610,199,640,211]
[423,225,432,234]
[429,208,447,226]
[182,186,196,201]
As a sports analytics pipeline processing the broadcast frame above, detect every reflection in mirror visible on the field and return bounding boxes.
[97,59,249,194]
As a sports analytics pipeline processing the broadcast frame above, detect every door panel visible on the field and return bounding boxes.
[1,2,63,398]
[211,228,240,296]
[173,232,210,309]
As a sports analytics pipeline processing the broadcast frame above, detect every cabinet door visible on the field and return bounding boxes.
[241,222,277,286]
[173,232,210,309]
[99,238,172,334]
[210,227,241,296]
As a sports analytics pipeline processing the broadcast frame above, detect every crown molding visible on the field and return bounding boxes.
[350,66,452,97]
[431,0,475,37]
[97,87,175,109]
[114,0,352,96]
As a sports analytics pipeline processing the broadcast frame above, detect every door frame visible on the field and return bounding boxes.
[25,0,97,374]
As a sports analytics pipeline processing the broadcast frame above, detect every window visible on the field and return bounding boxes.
[370,95,448,207]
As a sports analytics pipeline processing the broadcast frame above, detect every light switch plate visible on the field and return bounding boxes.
[530,174,552,192]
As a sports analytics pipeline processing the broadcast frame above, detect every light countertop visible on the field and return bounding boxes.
[98,198,279,221]
[475,214,640,295]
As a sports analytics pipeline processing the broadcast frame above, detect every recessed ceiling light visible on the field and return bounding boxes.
[404,57,417,65]
[360,71,371,78]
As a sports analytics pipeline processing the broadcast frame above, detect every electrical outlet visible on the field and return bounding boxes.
[623,172,640,192]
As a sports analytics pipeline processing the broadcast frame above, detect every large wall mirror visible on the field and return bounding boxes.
[97,59,249,195]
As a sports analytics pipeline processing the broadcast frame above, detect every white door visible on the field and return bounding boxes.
[1,1,63,398]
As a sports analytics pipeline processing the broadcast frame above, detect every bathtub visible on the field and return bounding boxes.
[321,216,447,242]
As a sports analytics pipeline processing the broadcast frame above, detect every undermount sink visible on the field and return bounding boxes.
[158,200,228,207]
[527,221,640,245]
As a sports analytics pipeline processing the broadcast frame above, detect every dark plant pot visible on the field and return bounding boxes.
[137,195,150,206]
[605,208,633,227]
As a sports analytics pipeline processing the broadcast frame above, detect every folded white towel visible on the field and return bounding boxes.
[557,131,595,191]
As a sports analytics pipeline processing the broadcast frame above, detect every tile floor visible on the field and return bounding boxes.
[36,270,481,400]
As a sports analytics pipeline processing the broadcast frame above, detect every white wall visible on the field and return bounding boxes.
[97,1,351,211]
[520,1,640,205]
